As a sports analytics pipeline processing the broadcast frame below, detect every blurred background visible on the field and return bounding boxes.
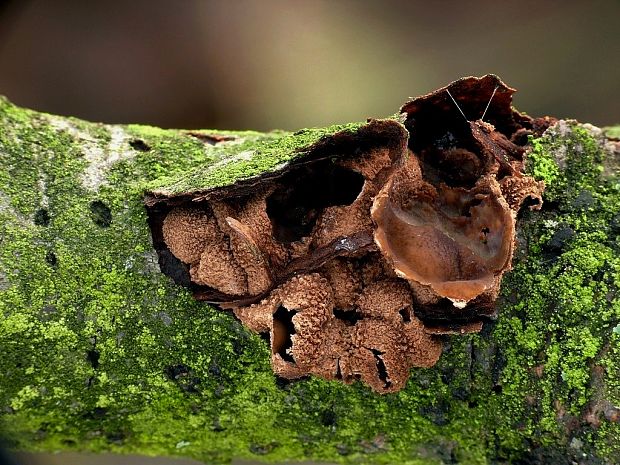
[0,0,619,133]
[0,1,619,464]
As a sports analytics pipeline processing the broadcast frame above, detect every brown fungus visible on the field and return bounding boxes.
[371,154,515,306]
[146,76,548,393]
[161,206,219,265]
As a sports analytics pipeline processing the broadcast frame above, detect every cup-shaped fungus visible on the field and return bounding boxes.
[371,154,515,307]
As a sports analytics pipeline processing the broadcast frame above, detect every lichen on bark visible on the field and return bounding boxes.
[0,81,619,465]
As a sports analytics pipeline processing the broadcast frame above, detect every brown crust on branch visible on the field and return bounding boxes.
[146,75,549,393]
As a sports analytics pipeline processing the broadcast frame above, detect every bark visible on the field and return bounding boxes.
[0,93,619,465]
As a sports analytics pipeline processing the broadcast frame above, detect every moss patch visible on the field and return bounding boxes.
[146,123,364,197]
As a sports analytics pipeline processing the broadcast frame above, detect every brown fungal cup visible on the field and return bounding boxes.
[146,75,551,393]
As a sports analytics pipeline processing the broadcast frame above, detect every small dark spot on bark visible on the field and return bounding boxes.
[165,364,190,380]
[45,251,57,268]
[320,408,337,427]
[90,200,112,227]
[129,139,151,152]
[34,208,50,226]
[165,364,200,393]
[86,349,100,369]
[399,307,412,322]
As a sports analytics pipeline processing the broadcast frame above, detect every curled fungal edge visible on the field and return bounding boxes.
[146,75,552,393]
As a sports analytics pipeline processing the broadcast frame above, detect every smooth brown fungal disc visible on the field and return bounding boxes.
[146,75,552,393]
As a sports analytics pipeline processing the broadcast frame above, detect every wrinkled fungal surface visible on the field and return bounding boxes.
[146,75,551,393]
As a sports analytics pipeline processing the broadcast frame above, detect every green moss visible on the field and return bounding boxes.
[0,97,618,464]
[603,125,620,139]
[145,122,365,197]
[490,121,620,459]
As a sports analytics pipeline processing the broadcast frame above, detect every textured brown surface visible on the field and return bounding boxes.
[147,75,549,392]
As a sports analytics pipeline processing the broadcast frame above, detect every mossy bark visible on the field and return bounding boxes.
[0,95,619,465]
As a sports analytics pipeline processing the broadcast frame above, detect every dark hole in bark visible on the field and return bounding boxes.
[333,308,363,326]
[90,200,112,227]
[321,408,337,426]
[165,364,190,380]
[399,307,412,323]
[34,208,50,226]
[266,161,364,243]
[45,251,57,268]
[371,349,392,389]
[86,349,100,369]
[273,306,296,362]
[129,139,151,151]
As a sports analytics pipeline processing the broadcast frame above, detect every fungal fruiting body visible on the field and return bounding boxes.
[146,75,551,393]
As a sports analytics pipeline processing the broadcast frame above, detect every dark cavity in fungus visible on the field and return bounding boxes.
[266,161,365,243]
[145,75,552,393]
